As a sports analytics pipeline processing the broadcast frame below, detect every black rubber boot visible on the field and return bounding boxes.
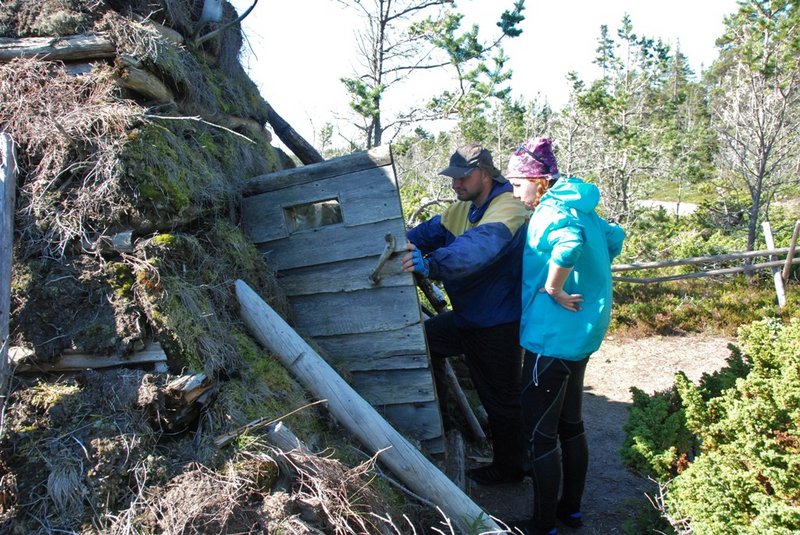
[558,424,588,527]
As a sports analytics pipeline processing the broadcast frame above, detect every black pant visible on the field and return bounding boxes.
[425,311,524,471]
[521,350,589,532]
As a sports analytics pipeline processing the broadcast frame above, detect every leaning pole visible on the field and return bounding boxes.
[235,279,503,534]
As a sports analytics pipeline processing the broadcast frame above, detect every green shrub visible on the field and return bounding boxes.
[623,318,800,533]
[621,386,694,480]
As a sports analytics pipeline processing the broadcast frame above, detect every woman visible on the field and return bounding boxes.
[506,137,626,535]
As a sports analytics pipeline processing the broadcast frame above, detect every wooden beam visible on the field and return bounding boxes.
[417,277,486,441]
[242,145,393,196]
[611,247,792,272]
[782,221,800,284]
[266,103,323,165]
[613,257,800,284]
[0,34,115,62]
[1,134,16,406]
[234,279,501,533]
[762,221,786,307]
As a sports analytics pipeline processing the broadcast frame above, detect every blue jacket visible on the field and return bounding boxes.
[520,176,625,360]
[407,182,528,328]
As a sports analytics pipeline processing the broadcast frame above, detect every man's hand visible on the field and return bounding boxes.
[540,286,583,312]
[401,242,430,277]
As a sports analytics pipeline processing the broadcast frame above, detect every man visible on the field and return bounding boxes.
[401,143,528,485]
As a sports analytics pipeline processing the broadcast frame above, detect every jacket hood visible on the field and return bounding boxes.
[542,176,599,213]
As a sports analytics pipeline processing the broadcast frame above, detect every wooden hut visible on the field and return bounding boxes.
[241,145,443,451]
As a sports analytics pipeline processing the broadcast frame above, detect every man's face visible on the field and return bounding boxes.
[509,177,539,210]
[452,168,490,204]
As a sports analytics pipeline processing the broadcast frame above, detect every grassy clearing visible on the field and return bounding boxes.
[611,276,799,338]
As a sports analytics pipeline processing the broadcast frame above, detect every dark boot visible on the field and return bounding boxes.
[558,423,588,526]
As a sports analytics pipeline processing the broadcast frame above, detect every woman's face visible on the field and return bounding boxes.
[509,177,541,210]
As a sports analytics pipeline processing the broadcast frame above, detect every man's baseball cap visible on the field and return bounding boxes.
[439,143,507,183]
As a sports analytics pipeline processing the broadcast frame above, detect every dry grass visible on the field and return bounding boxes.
[0,58,142,258]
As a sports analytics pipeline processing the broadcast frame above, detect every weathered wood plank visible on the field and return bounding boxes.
[242,145,393,196]
[313,324,428,362]
[333,352,429,372]
[350,368,436,405]
[243,166,401,244]
[380,402,443,442]
[1,135,16,396]
[0,34,115,62]
[258,218,407,271]
[279,256,410,296]
[235,280,493,533]
[763,221,786,307]
[290,286,422,337]
[242,197,289,242]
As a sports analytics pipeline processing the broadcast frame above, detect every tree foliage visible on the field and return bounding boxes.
[709,0,800,251]
[337,0,525,149]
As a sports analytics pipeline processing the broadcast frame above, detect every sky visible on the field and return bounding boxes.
[229,0,741,148]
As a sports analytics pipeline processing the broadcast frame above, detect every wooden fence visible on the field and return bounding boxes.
[612,220,800,307]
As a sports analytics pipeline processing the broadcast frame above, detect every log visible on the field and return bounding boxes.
[1,134,16,404]
[166,372,214,404]
[235,279,501,533]
[265,421,307,452]
[118,55,175,104]
[131,15,185,46]
[0,34,115,62]
[613,257,800,284]
[203,112,270,142]
[611,247,792,272]
[417,276,486,442]
[266,104,324,165]
[9,342,167,373]
[444,360,486,441]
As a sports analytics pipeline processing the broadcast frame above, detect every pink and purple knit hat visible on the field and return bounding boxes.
[506,137,560,180]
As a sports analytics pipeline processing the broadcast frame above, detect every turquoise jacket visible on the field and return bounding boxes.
[520,176,625,360]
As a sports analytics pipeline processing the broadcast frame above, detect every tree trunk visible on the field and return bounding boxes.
[266,104,323,165]
[235,279,501,533]
[1,134,17,414]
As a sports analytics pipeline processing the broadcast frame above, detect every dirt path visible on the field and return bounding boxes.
[467,334,735,533]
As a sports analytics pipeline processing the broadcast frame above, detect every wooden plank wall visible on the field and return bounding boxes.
[242,146,443,450]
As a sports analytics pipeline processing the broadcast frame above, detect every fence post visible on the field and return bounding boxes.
[1,133,17,428]
[762,221,786,308]
[782,221,800,285]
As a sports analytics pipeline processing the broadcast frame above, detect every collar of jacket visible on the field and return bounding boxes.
[467,181,513,224]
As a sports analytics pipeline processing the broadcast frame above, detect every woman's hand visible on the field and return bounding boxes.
[540,286,583,312]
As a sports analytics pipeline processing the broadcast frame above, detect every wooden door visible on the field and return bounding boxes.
[241,146,443,451]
